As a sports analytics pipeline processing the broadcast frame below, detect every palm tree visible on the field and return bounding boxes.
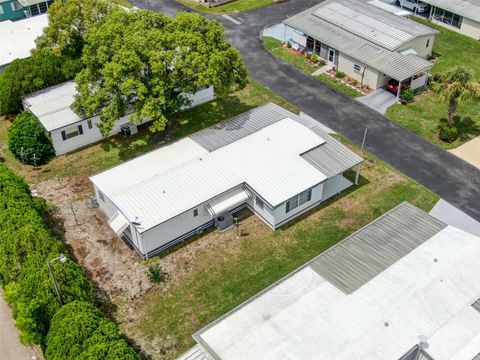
[432,66,480,127]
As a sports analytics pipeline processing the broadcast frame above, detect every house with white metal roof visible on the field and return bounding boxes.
[0,13,48,72]
[421,0,480,39]
[22,81,215,156]
[179,202,480,360]
[272,0,436,96]
[90,103,363,259]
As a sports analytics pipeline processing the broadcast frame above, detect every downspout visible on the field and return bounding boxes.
[361,66,367,87]
[397,80,402,102]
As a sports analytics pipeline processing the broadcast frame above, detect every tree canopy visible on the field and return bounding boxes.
[34,0,114,58]
[432,66,480,126]
[8,111,54,165]
[73,10,247,137]
[0,49,81,115]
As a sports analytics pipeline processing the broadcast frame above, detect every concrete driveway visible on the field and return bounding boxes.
[0,290,39,360]
[449,137,480,170]
[356,88,397,114]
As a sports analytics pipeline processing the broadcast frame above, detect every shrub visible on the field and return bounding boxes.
[8,111,54,165]
[310,53,319,63]
[287,42,292,48]
[400,88,414,103]
[438,124,458,143]
[335,71,345,78]
[147,263,167,284]
[46,301,139,360]
[0,49,78,115]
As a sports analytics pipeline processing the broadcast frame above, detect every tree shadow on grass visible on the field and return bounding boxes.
[439,116,480,142]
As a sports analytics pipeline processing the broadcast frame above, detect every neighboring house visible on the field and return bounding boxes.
[421,0,480,39]
[274,0,436,97]
[179,202,480,360]
[367,0,414,17]
[22,81,215,156]
[0,13,48,72]
[90,103,363,259]
[0,0,52,21]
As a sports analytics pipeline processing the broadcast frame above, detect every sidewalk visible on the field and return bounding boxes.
[0,289,40,360]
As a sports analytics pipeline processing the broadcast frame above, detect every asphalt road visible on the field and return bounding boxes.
[146,0,480,221]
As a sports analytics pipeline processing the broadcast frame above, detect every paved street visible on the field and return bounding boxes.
[0,290,38,360]
[146,0,480,221]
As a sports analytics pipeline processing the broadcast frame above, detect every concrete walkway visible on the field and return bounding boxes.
[449,136,480,170]
[430,199,480,237]
[356,88,397,114]
[0,290,39,360]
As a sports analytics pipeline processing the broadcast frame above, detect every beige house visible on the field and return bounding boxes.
[422,0,480,40]
[277,0,436,96]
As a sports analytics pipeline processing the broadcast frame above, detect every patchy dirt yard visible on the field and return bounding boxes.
[34,176,152,300]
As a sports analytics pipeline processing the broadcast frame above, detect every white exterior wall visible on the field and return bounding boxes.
[266,183,324,228]
[337,53,384,89]
[396,35,435,59]
[460,18,480,40]
[48,87,215,156]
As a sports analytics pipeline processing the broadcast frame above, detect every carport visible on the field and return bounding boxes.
[380,54,434,101]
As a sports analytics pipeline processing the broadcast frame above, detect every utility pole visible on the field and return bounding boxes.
[46,254,68,305]
[355,128,368,185]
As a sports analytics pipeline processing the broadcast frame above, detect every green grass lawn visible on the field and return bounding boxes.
[177,0,274,13]
[0,79,296,184]
[263,37,363,98]
[127,143,439,359]
[385,18,480,149]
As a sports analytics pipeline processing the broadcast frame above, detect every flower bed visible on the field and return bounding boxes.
[326,69,374,95]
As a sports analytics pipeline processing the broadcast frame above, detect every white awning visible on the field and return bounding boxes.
[206,187,251,217]
[108,212,130,235]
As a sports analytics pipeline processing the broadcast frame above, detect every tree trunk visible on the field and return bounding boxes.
[448,99,457,127]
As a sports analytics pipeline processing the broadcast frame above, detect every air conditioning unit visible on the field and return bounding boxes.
[120,122,138,137]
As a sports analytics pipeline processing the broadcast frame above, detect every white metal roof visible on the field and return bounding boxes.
[0,14,48,67]
[108,212,129,235]
[207,187,251,217]
[314,1,415,50]
[91,118,328,232]
[367,0,414,17]
[194,208,480,360]
[421,0,480,23]
[22,81,80,131]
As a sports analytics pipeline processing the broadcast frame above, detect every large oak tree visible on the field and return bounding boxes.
[73,10,247,137]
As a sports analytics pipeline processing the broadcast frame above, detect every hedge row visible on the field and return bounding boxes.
[0,164,138,358]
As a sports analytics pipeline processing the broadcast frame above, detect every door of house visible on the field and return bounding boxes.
[327,48,336,67]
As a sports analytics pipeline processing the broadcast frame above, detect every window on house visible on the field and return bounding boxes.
[256,197,264,210]
[353,64,361,74]
[61,125,83,140]
[193,209,198,217]
[87,119,93,129]
[98,191,105,202]
[0,4,5,14]
[426,39,430,48]
[286,189,312,213]
[11,1,22,10]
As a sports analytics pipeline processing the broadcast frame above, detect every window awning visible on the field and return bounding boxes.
[108,212,130,235]
[206,187,251,217]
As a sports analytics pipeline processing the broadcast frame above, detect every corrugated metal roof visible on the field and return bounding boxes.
[472,298,480,312]
[313,1,414,50]
[0,14,48,67]
[309,202,446,294]
[91,103,361,232]
[193,203,480,360]
[22,81,80,131]
[177,345,211,360]
[302,126,362,177]
[473,352,480,360]
[91,117,329,231]
[422,0,480,23]
[283,1,435,80]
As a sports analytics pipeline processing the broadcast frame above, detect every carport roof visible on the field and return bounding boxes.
[283,1,434,80]
[421,0,480,23]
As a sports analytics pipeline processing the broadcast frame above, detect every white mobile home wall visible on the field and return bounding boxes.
[45,86,215,156]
